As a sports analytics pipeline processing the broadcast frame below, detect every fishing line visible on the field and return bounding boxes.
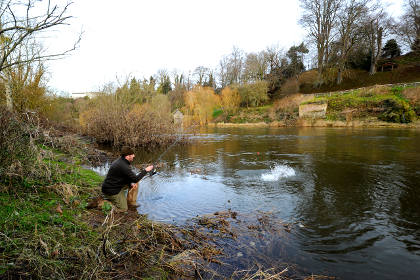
[148,132,184,176]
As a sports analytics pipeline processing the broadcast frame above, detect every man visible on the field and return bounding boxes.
[102,146,154,211]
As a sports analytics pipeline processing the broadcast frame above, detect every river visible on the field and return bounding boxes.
[93,127,420,279]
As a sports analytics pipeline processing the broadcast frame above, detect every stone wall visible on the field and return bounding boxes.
[299,103,328,118]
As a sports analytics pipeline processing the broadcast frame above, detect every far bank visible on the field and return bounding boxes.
[207,83,420,130]
[209,119,420,129]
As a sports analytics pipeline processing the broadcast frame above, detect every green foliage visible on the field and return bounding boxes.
[229,106,272,123]
[306,86,417,123]
[157,73,172,95]
[0,136,105,278]
[378,98,416,123]
[212,109,223,118]
[101,201,112,215]
[382,39,402,59]
[235,81,269,107]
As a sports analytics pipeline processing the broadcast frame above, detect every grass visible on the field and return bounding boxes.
[302,85,417,123]
[0,163,103,278]
[0,134,223,279]
[229,105,272,123]
[294,52,420,95]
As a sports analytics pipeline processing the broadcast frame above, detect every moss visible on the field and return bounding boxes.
[378,98,416,123]
[302,86,418,123]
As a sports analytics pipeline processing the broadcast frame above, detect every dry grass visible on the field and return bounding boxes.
[269,93,314,123]
[273,94,314,111]
[403,87,420,104]
[281,79,300,95]
[362,85,392,96]
[79,93,177,148]
[46,183,79,204]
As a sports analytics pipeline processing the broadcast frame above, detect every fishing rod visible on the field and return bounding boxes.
[148,133,184,176]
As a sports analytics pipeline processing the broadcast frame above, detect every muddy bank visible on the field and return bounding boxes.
[84,205,331,280]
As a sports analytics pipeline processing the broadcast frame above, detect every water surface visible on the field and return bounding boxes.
[96,127,420,279]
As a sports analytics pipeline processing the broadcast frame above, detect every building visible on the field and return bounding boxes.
[71,92,100,99]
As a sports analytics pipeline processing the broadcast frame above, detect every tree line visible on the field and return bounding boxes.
[1,0,419,122]
[299,0,419,85]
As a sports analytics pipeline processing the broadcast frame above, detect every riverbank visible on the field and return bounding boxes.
[2,130,330,279]
[209,83,420,129]
[209,119,420,128]
[0,132,223,279]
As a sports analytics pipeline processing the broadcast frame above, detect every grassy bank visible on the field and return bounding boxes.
[2,135,318,279]
[210,84,420,128]
[0,136,198,279]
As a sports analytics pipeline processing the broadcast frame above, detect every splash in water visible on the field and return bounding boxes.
[261,164,295,181]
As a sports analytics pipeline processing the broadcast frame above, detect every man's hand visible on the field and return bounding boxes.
[145,165,154,172]
[130,183,138,189]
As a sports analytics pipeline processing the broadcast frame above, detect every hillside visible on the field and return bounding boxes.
[295,52,420,95]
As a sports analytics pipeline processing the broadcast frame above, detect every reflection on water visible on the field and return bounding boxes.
[94,127,420,279]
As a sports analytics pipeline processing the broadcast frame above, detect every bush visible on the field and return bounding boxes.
[220,87,240,115]
[235,81,269,107]
[0,107,42,183]
[184,86,220,125]
[270,93,313,121]
[402,87,420,116]
[79,93,176,148]
[379,98,416,123]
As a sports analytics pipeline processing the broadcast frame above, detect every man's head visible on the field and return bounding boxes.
[121,146,135,162]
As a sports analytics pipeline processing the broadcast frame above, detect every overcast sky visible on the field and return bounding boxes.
[45,0,404,95]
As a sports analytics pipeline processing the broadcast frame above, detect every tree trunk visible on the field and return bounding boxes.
[337,67,343,84]
[369,60,377,75]
[369,26,383,76]
[5,78,13,110]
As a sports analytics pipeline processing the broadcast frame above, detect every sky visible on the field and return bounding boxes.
[45,0,404,95]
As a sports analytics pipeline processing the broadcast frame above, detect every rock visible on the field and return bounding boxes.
[56,204,63,214]
[299,103,328,118]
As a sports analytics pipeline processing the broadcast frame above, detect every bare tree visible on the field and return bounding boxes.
[242,51,268,83]
[299,0,342,85]
[217,47,244,88]
[363,8,390,75]
[0,0,79,110]
[395,0,420,52]
[335,0,370,84]
[218,55,229,89]
[264,46,287,98]
[193,66,209,86]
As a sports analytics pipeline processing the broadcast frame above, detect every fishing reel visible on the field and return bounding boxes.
[148,168,157,176]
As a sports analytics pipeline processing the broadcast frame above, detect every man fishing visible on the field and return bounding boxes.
[101,146,154,211]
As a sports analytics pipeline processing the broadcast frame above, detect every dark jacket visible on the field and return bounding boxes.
[101,157,147,195]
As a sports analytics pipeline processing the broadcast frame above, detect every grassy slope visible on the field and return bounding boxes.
[215,54,420,125]
[299,53,420,94]
[0,146,104,278]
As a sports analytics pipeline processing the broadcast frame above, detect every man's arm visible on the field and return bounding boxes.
[122,164,154,183]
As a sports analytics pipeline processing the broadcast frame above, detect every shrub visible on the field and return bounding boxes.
[235,81,269,107]
[379,98,416,123]
[184,86,220,125]
[281,78,299,95]
[220,87,240,115]
[0,106,50,184]
[79,93,176,148]
[402,87,420,116]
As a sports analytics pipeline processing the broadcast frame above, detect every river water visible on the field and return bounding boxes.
[94,127,420,279]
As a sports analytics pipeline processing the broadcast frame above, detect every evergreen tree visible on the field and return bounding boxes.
[157,75,172,94]
[382,39,402,58]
